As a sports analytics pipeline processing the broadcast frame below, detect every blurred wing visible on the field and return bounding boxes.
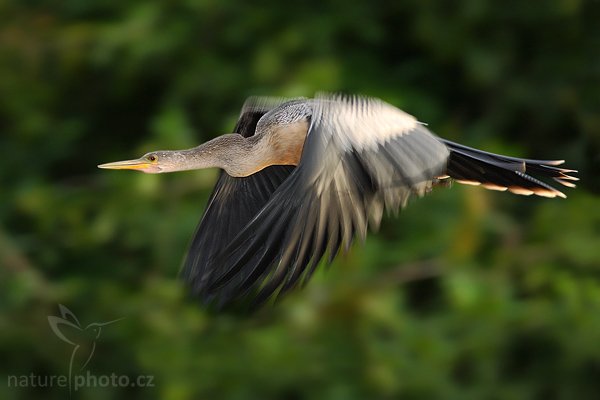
[237,96,304,126]
[206,94,451,308]
[181,97,296,303]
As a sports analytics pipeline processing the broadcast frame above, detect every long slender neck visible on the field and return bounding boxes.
[180,134,274,177]
[176,120,308,177]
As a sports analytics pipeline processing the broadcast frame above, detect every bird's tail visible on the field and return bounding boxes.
[439,139,578,198]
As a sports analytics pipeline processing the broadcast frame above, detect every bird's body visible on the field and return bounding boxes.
[99,94,578,309]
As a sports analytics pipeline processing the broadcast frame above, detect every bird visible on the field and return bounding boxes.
[98,93,578,310]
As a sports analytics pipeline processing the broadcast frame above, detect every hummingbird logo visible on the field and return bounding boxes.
[48,304,123,394]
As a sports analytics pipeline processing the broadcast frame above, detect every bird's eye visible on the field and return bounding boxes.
[147,155,157,162]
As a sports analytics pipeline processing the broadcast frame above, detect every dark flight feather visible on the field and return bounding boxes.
[180,98,296,305]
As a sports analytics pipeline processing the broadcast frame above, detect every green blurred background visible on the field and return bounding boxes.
[1,0,599,399]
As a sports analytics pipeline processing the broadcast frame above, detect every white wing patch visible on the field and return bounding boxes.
[312,94,419,151]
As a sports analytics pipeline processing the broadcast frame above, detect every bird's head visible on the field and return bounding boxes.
[98,150,191,174]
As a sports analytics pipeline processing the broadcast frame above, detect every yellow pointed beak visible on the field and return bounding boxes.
[97,158,151,171]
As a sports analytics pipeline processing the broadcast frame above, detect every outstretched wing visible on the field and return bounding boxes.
[204,94,451,309]
[181,97,297,304]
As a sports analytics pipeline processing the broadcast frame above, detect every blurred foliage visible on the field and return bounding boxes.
[1,0,599,399]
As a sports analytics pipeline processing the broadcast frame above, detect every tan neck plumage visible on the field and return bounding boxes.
[232,120,308,177]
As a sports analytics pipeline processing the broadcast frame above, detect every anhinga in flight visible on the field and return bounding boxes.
[99,94,577,309]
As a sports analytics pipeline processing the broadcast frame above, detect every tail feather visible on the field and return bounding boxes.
[440,139,578,198]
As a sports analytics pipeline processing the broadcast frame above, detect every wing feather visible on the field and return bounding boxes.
[204,94,450,308]
[181,98,296,300]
